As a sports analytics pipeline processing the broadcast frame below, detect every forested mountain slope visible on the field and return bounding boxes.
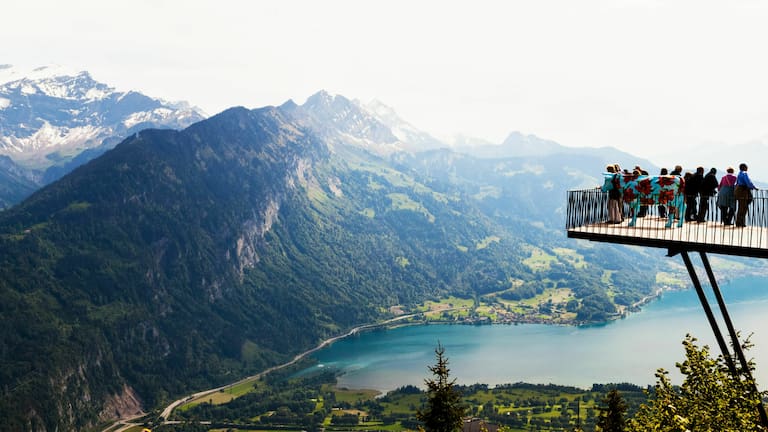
[0,96,660,430]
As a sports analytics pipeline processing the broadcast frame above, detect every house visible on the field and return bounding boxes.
[462,417,499,432]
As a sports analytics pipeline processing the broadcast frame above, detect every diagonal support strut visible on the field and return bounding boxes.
[675,249,768,427]
[698,251,768,427]
[679,250,738,374]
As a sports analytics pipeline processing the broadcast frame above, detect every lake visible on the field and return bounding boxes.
[300,275,768,393]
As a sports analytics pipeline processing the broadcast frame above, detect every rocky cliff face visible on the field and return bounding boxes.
[99,385,144,422]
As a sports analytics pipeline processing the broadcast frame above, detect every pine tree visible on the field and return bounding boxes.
[416,343,466,432]
[596,388,627,432]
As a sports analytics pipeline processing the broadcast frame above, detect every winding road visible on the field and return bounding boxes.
[159,313,418,419]
[104,312,421,431]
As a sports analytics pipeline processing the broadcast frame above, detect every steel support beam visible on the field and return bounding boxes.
[676,249,768,427]
[698,251,768,427]
[679,250,738,375]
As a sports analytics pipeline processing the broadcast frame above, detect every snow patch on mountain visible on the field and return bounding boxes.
[364,99,445,152]
[1,122,104,153]
[123,108,174,128]
[0,64,206,165]
[0,64,82,85]
[85,87,109,101]
[20,84,36,95]
[6,71,112,101]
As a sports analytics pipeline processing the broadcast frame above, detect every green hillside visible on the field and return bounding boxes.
[0,103,663,430]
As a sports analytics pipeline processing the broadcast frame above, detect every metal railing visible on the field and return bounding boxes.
[566,188,768,251]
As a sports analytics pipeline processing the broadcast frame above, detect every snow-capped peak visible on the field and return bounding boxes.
[365,99,398,120]
[0,65,206,166]
[0,64,109,102]
[361,99,445,152]
[0,64,85,86]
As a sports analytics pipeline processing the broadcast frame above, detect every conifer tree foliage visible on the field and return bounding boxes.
[596,388,627,432]
[628,334,766,432]
[417,343,466,432]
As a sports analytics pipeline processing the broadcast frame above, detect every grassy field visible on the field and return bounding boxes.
[655,270,688,289]
[402,287,581,324]
[552,247,587,269]
[325,382,646,432]
[173,365,647,432]
[522,247,557,272]
[413,295,474,315]
[475,236,500,250]
[387,193,436,222]
[179,377,262,411]
[324,384,380,403]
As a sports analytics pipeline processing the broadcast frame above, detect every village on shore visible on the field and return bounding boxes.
[388,285,671,328]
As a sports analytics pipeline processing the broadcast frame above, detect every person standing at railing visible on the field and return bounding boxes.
[686,167,704,222]
[658,168,669,218]
[602,164,622,224]
[717,167,737,225]
[735,163,758,227]
[697,167,718,222]
[669,165,683,221]
[635,165,650,217]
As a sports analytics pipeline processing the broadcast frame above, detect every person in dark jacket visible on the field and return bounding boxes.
[685,167,704,222]
[602,164,622,223]
[634,165,650,217]
[697,167,718,222]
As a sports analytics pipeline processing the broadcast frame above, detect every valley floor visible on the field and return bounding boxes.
[109,266,768,431]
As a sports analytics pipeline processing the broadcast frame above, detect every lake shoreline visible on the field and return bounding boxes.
[158,272,768,422]
[306,274,768,394]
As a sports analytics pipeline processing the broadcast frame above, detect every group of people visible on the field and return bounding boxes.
[682,166,718,223]
[714,163,758,227]
[603,163,759,227]
[603,163,653,224]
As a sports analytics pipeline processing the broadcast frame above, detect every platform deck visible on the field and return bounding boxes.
[566,188,768,258]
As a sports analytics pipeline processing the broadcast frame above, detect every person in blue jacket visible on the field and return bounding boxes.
[734,163,758,227]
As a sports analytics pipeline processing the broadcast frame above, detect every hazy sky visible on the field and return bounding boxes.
[5,0,768,169]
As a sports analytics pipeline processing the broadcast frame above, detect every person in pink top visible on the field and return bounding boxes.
[717,167,737,225]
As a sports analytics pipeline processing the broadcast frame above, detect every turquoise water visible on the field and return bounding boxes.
[302,275,768,392]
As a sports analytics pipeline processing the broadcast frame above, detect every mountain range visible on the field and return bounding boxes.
[0,64,206,207]
[0,72,668,430]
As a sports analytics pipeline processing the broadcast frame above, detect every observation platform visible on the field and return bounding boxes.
[566,188,768,258]
[567,186,768,426]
